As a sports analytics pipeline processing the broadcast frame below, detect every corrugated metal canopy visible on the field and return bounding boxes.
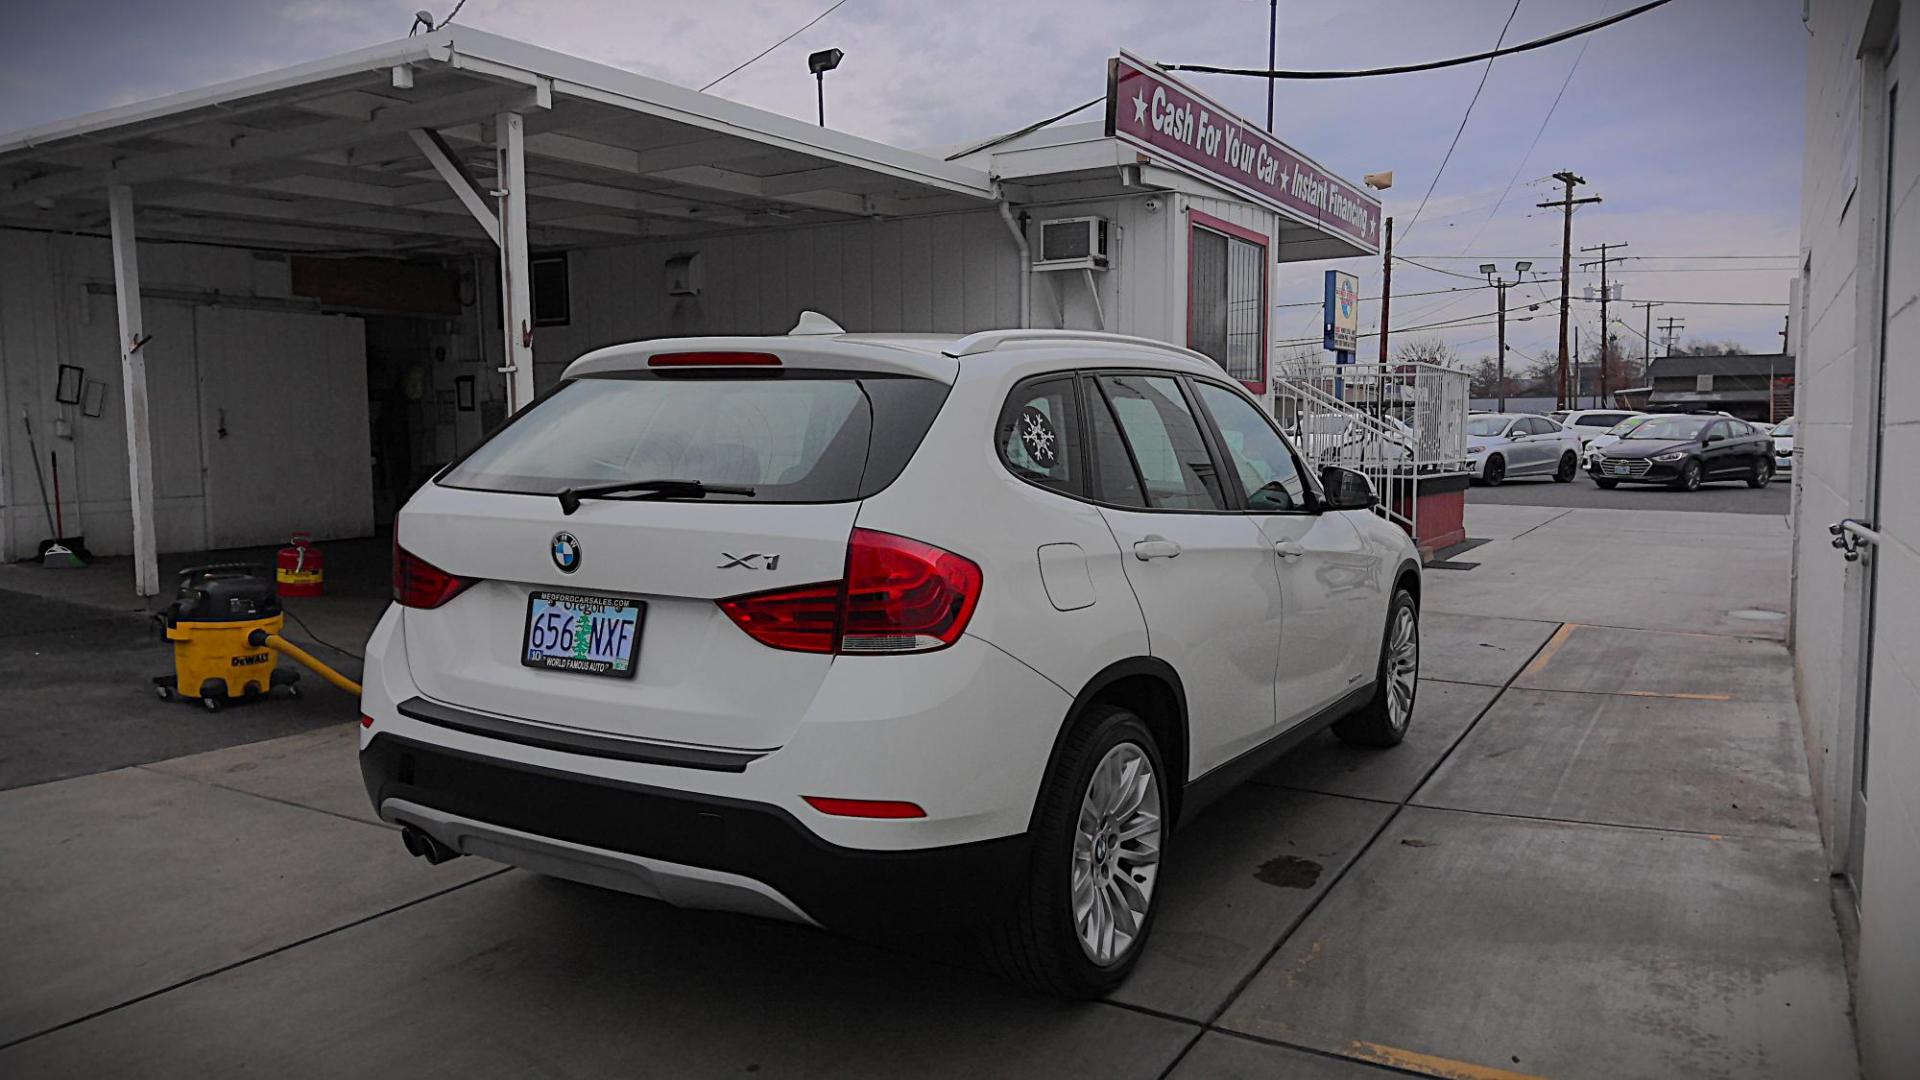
[0,27,999,254]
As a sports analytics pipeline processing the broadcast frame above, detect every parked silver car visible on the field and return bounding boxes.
[1466,413,1585,485]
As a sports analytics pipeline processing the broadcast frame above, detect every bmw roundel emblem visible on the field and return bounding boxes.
[550,532,581,573]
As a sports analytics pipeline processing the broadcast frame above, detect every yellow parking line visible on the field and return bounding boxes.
[1349,1041,1549,1080]
[1517,623,1579,680]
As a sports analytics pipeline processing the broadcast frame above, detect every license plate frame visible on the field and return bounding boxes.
[520,590,645,679]
[1611,464,1630,475]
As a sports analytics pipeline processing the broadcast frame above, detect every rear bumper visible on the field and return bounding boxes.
[361,734,1032,934]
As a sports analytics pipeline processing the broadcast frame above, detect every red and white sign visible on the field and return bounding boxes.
[1106,51,1381,251]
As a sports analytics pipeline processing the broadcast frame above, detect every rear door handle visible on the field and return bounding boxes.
[1132,536,1182,561]
[1273,540,1306,560]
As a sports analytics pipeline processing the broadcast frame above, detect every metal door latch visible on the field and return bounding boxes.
[1829,519,1882,562]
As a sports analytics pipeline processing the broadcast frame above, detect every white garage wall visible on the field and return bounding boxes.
[500,200,1194,391]
[0,227,376,561]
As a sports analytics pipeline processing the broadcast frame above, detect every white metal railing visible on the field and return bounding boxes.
[1272,360,1472,539]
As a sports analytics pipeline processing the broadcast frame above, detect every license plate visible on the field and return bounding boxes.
[1612,464,1630,475]
[521,591,644,678]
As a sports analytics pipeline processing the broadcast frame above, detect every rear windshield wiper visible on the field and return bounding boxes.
[558,478,756,515]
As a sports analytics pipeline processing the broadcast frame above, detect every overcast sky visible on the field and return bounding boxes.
[0,0,1807,364]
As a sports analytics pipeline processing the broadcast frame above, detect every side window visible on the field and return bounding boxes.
[1706,420,1731,441]
[1504,420,1527,438]
[1529,417,1557,436]
[1192,380,1307,511]
[1085,380,1147,508]
[997,376,1083,497]
[1729,420,1753,437]
[1097,374,1228,510]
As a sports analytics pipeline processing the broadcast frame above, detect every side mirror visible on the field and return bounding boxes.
[1319,466,1378,511]
[1703,435,1721,446]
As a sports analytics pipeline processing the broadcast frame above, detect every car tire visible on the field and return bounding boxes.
[1484,455,1506,486]
[1333,588,1419,749]
[1553,452,1578,483]
[1594,478,1620,490]
[984,704,1166,999]
[1747,459,1773,488]
[1669,460,1703,492]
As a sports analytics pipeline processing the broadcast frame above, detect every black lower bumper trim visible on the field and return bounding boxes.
[395,696,761,772]
[360,735,1030,934]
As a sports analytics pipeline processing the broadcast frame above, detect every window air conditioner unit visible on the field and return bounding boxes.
[1033,216,1110,271]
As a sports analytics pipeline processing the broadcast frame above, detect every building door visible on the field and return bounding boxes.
[1845,51,1900,897]
[194,307,373,549]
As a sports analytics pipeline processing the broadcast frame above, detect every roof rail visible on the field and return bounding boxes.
[944,329,1213,363]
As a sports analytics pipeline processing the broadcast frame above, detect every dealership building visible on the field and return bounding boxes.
[0,30,1380,590]
[1793,1,1916,1075]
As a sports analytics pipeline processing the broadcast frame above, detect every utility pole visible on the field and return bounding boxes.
[1266,0,1278,131]
[1538,171,1602,408]
[1573,323,1581,408]
[1580,241,1627,403]
[1378,217,1393,364]
[1658,315,1686,356]
[1631,301,1661,387]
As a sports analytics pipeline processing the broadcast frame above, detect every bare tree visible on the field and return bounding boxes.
[1393,337,1459,368]
[1674,338,1748,356]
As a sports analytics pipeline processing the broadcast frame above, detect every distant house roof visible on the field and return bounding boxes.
[1648,353,1794,379]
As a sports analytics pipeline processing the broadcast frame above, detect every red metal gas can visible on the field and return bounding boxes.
[276,532,325,597]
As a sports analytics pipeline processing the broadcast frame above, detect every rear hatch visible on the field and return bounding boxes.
[397,345,951,752]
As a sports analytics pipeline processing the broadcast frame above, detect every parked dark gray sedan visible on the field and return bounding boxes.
[1587,414,1777,491]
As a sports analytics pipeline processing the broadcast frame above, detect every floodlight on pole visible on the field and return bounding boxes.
[1479,263,1498,276]
[1515,260,1533,274]
[808,48,844,127]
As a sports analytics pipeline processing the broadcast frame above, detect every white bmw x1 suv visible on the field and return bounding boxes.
[361,317,1422,997]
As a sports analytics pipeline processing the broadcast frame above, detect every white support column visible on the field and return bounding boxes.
[495,111,536,413]
[107,185,160,597]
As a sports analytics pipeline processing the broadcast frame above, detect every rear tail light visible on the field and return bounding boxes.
[393,541,475,609]
[717,528,981,655]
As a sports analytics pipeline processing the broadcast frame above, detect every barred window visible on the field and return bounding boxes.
[1188,217,1268,392]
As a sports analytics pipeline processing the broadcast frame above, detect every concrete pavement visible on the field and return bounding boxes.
[0,504,1855,1078]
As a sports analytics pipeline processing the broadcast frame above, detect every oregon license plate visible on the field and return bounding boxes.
[521,591,643,678]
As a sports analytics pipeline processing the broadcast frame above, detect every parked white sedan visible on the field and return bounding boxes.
[1467,413,1585,485]
[1771,416,1796,475]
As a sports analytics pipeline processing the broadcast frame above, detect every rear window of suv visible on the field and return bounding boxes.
[439,371,948,502]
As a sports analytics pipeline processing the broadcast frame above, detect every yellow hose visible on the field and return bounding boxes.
[258,632,363,696]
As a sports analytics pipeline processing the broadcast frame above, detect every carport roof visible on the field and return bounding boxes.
[0,27,999,254]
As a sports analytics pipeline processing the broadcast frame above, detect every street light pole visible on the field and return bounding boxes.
[807,48,844,128]
[1484,261,1530,412]
[1496,278,1507,411]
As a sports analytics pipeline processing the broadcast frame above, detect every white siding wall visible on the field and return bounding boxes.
[1797,3,1919,1076]
[0,228,377,561]
[507,210,1025,391]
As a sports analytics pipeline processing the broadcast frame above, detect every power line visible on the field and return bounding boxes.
[1457,0,1605,252]
[945,96,1103,160]
[701,0,853,92]
[1400,0,1523,242]
[1160,0,1673,80]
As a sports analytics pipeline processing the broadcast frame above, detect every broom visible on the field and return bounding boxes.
[42,449,89,567]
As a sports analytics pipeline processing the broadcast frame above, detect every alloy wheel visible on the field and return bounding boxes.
[1386,605,1419,732]
[1071,742,1162,966]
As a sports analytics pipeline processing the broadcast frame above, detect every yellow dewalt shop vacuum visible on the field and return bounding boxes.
[154,564,361,711]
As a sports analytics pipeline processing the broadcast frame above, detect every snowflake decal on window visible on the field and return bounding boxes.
[1018,405,1058,469]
